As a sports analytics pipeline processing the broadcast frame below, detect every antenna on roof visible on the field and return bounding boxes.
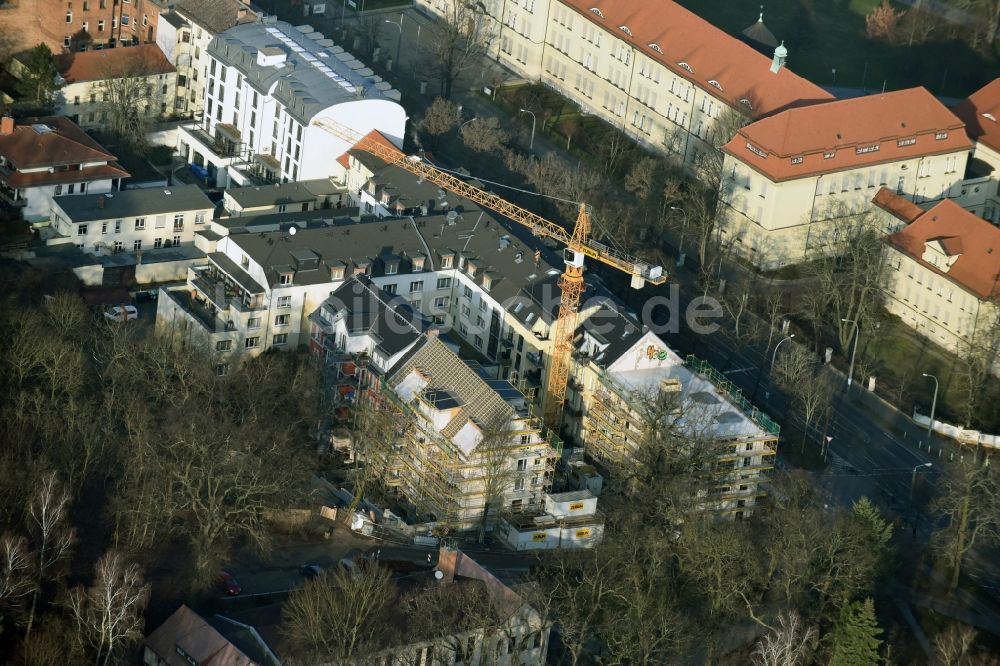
[881,80,886,96]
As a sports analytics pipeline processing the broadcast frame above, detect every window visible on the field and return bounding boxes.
[64,36,71,48]
[216,364,229,376]
[476,315,485,328]
[98,19,105,32]
[154,238,162,249]
[474,335,484,348]
[134,217,145,230]
[121,15,130,26]
[66,10,73,23]
[82,21,88,32]
[195,212,205,225]
[54,185,63,195]
[517,458,527,471]
[114,219,122,233]
[77,224,88,236]
[411,299,422,310]
[409,280,423,292]
[441,255,454,268]
[172,235,181,246]
[73,96,80,106]
[273,333,288,346]
[133,239,142,250]
[101,222,108,234]
[277,296,291,308]
[173,214,184,230]
[113,240,122,252]
[216,340,233,351]
[935,131,948,140]
[279,273,292,285]
[245,337,260,349]
[434,296,449,308]
[248,317,261,329]
[383,284,397,295]
[437,277,451,289]
[461,304,472,318]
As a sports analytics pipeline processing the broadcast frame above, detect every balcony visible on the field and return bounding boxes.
[190,266,265,314]
[182,124,243,159]
[0,182,26,207]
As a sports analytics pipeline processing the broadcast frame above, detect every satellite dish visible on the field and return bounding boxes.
[288,225,298,236]
[434,570,444,580]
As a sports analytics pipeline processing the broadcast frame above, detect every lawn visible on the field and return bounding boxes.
[675,0,998,98]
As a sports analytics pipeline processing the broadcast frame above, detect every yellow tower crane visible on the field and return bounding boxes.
[313,119,668,428]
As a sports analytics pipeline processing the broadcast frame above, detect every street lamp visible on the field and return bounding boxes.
[669,205,687,267]
[842,318,859,389]
[518,108,536,151]
[384,17,403,71]
[770,333,795,375]
[910,462,933,502]
[922,372,939,447]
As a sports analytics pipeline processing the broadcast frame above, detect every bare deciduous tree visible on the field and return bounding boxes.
[475,420,517,543]
[0,534,35,632]
[24,472,75,639]
[423,2,495,99]
[931,461,1000,592]
[751,612,817,666]
[772,344,836,447]
[66,551,150,666]
[419,97,460,150]
[460,116,509,153]
[282,563,397,661]
[94,47,170,149]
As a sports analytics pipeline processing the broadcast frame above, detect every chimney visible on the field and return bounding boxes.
[0,116,14,136]
[770,41,787,74]
[97,195,105,209]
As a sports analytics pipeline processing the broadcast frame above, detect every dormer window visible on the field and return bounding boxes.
[824,151,836,159]
[482,274,493,291]
[619,25,632,37]
[279,272,293,285]
[935,131,949,140]
[589,7,604,18]
[366,179,377,195]
[468,263,478,277]
[441,253,454,269]
[330,265,345,280]
[739,98,753,111]
[708,79,723,90]
[648,43,663,54]
[898,137,917,147]
[412,255,425,272]
[678,61,693,73]
[385,261,398,275]
[791,156,803,165]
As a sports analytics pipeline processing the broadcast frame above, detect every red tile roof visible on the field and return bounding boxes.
[561,0,833,117]
[4,163,130,188]
[338,129,403,169]
[872,187,924,224]
[145,605,259,666]
[724,87,972,182]
[885,197,1000,300]
[60,44,175,83]
[0,116,123,170]
[953,78,1000,154]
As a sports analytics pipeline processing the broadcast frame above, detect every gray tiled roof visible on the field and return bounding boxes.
[208,20,400,125]
[53,185,214,223]
[226,179,336,209]
[175,0,256,35]
[323,275,428,358]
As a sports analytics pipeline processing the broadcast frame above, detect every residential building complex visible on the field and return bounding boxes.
[276,277,558,533]
[718,87,972,268]
[0,115,128,222]
[418,0,832,168]
[881,191,1000,357]
[954,78,1000,224]
[0,0,159,55]
[157,0,258,119]
[175,19,405,188]
[564,306,779,517]
[56,44,177,130]
[47,184,213,255]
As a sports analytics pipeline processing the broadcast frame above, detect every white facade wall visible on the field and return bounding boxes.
[58,72,177,131]
[50,201,212,255]
[21,177,115,221]
[720,148,971,268]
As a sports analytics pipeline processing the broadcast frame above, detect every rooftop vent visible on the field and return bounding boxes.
[446,210,458,225]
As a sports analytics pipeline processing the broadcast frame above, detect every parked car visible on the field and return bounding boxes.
[217,571,241,595]
[299,564,322,579]
[103,305,138,322]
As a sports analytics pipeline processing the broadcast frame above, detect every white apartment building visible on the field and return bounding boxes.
[56,44,177,131]
[158,0,258,119]
[418,0,832,168]
[0,116,128,223]
[48,184,213,255]
[563,305,778,518]
[719,87,973,269]
[156,201,564,387]
[176,19,405,188]
[222,178,346,217]
[954,78,1000,224]
[881,192,1000,358]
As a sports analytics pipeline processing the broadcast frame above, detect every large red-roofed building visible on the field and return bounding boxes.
[416,0,832,168]
[880,190,1000,357]
[717,87,973,269]
[953,78,1000,225]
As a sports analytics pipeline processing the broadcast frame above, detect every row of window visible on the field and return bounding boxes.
[216,332,289,353]
[75,212,204,236]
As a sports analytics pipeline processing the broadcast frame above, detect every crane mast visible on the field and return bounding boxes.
[313,119,667,429]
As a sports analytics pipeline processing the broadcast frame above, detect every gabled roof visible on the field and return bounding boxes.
[323,275,427,358]
[885,197,1000,300]
[562,0,833,117]
[872,187,924,224]
[175,0,256,34]
[144,605,260,666]
[0,116,116,169]
[388,335,515,440]
[725,87,972,182]
[60,44,175,83]
[953,77,1000,154]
